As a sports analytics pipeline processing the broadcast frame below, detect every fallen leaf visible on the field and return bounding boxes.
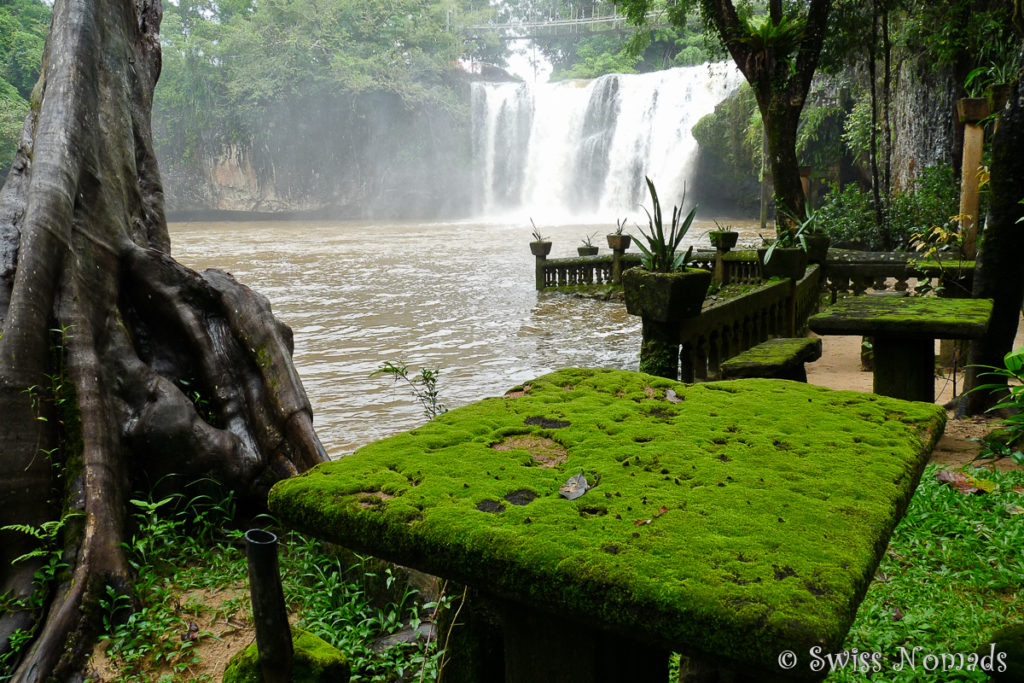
[935,470,995,494]
[559,471,589,501]
[1006,504,1024,515]
[634,518,652,526]
[654,506,669,517]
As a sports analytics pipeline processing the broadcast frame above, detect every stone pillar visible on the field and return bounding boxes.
[639,320,680,380]
[957,98,990,259]
[535,253,546,290]
[611,247,626,284]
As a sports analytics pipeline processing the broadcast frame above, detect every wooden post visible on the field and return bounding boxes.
[957,98,990,259]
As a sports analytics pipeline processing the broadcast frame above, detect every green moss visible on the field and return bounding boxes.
[721,338,822,378]
[809,296,993,339]
[270,369,945,671]
[222,627,349,683]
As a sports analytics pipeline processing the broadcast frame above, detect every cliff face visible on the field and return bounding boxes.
[889,54,958,193]
[157,89,475,219]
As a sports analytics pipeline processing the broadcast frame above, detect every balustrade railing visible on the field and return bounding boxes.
[539,254,640,289]
[679,265,822,382]
[534,248,767,290]
[824,251,974,300]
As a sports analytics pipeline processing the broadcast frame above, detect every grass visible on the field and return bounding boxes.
[5,463,1021,682]
[826,464,1024,681]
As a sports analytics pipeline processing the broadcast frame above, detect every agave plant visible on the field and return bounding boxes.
[634,177,698,273]
[763,206,818,264]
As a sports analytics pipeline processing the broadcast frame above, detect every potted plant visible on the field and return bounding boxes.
[759,208,821,278]
[793,208,830,264]
[578,233,599,256]
[708,222,739,251]
[607,218,633,251]
[623,178,711,322]
[529,219,552,258]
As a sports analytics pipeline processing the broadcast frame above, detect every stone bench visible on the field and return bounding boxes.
[270,368,945,682]
[720,337,823,382]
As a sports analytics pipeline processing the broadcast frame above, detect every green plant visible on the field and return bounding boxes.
[967,346,1024,466]
[0,512,83,674]
[634,176,698,272]
[965,59,1019,98]
[832,465,1024,682]
[579,233,597,248]
[612,218,627,235]
[762,207,817,264]
[529,218,547,243]
[372,360,447,421]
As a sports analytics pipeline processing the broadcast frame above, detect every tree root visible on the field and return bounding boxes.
[0,1,328,679]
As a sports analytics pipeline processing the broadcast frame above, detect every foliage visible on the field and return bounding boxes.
[634,176,698,272]
[372,361,448,421]
[78,477,446,682]
[529,218,548,242]
[763,207,818,264]
[969,347,1024,467]
[692,82,762,183]
[832,465,1024,681]
[0,0,49,179]
[814,165,958,251]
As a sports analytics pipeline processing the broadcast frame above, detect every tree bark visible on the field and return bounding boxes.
[0,1,327,679]
[958,63,1024,416]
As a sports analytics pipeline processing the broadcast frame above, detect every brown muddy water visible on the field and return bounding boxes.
[170,218,764,457]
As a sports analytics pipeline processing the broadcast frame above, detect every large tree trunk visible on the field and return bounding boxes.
[958,64,1024,415]
[702,0,832,222]
[0,1,327,680]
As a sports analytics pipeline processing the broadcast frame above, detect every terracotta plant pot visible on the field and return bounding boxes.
[803,235,830,264]
[530,241,552,258]
[622,267,712,322]
[758,246,808,280]
[709,230,739,251]
[606,234,632,251]
[577,246,599,256]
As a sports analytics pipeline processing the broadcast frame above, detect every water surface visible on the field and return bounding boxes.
[170,219,762,456]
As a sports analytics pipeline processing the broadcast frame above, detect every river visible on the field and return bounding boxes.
[169,218,762,457]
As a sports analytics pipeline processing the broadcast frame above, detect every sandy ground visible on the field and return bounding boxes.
[806,318,1024,471]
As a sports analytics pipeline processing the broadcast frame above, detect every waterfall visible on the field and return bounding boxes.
[472,62,744,220]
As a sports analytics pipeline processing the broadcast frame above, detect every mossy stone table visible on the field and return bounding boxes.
[808,296,993,403]
[270,369,946,682]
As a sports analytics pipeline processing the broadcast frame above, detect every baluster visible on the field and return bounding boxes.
[708,331,722,379]
[694,336,709,381]
[894,277,908,292]
[680,343,696,383]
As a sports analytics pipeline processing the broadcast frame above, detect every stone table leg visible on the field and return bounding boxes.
[496,601,669,683]
[872,336,935,402]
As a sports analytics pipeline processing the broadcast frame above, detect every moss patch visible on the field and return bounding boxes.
[270,369,945,671]
[222,627,349,683]
[721,337,822,378]
[809,296,993,338]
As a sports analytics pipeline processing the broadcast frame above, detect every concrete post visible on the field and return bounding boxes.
[957,98,990,259]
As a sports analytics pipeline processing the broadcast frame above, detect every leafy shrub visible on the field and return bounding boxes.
[815,165,958,251]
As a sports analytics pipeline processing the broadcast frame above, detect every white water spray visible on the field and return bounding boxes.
[471,62,744,221]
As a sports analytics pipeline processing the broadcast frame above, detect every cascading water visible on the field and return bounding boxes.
[472,62,744,220]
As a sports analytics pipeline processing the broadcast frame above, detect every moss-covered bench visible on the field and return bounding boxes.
[270,369,945,682]
[720,337,822,382]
